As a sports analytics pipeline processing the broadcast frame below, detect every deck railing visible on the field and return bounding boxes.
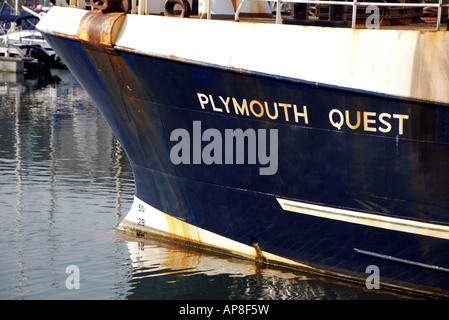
[234,0,449,29]
[53,0,449,30]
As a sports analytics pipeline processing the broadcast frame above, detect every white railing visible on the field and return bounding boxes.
[234,0,449,29]
[54,0,448,30]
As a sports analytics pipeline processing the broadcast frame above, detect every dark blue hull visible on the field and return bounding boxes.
[43,30,449,297]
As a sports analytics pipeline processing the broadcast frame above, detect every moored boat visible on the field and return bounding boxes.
[37,0,449,298]
[0,3,66,75]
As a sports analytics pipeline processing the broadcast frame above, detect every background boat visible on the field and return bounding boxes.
[0,0,65,76]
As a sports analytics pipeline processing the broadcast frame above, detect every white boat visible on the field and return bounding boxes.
[0,5,65,68]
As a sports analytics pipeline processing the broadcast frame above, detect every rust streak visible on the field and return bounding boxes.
[77,10,202,238]
[164,213,202,245]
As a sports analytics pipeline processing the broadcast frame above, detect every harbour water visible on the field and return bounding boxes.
[0,69,414,301]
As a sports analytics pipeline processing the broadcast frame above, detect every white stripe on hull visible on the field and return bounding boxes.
[277,198,449,240]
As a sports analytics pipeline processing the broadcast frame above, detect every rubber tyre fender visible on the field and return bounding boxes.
[164,0,191,17]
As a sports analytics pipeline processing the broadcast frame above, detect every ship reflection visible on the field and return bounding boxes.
[118,233,408,300]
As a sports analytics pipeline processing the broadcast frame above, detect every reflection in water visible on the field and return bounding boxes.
[0,70,411,300]
[0,70,134,299]
[121,232,410,300]
[122,234,315,300]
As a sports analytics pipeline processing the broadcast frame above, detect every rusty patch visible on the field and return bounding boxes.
[78,11,126,47]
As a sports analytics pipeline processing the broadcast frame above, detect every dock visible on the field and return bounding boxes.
[0,55,35,73]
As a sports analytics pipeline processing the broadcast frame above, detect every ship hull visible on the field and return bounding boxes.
[38,7,449,298]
